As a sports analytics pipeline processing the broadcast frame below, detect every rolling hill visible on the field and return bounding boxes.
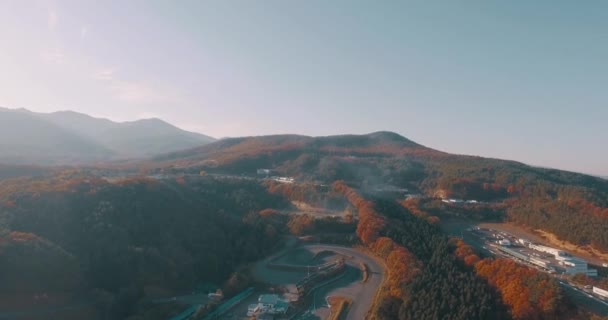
[1,130,606,320]
[0,108,215,164]
[148,131,608,251]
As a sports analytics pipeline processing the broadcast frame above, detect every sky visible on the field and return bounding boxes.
[0,1,607,175]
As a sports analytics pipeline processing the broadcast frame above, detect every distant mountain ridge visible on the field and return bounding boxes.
[153,131,438,172]
[0,107,215,164]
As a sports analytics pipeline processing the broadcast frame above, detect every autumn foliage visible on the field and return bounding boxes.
[454,240,570,320]
[333,181,386,245]
[333,181,420,299]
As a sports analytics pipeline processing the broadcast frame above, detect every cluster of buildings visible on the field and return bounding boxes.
[257,169,295,184]
[272,177,295,184]
[247,294,289,318]
[496,238,598,276]
[257,169,272,176]
[593,286,608,300]
[441,199,480,204]
[525,243,597,276]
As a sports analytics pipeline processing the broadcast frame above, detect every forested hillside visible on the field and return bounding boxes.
[333,181,574,320]
[149,132,608,252]
[1,131,606,319]
[0,174,289,319]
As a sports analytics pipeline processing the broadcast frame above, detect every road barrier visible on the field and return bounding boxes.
[296,259,346,297]
[203,287,254,319]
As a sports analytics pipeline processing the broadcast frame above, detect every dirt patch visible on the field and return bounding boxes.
[478,222,608,265]
[289,201,350,219]
[534,229,608,262]
[312,250,338,263]
[327,296,351,320]
[360,263,369,283]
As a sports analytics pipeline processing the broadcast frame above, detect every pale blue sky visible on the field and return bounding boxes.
[0,1,606,175]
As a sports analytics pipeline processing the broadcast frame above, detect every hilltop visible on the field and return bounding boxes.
[146,131,608,251]
[0,130,607,319]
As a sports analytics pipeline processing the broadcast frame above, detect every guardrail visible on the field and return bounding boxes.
[296,259,346,296]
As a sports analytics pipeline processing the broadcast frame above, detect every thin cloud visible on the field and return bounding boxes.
[40,49,65,64]
[93,68,116,81]
[80,26,88,38]
[93,68,184,105]
[47,9,57,29]
[110,81,166,104]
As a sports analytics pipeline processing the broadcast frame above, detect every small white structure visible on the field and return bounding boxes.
[593,287,608,299]
[257,169,271,175]
[528,244,569,260]
[250,294,289,316]
[529,257,550,269]
[272,177,295,184]
[247,304,260,316]
[442,199,464,203]
[207,292,223,302]
[559,257,590,275]
[498,239,511,246]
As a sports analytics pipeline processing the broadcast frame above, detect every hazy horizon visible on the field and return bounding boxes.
[1,1,606,175]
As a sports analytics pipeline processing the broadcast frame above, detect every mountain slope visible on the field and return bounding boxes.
[154,131,439,177]
[0,108,215,164]
[148,131,608,251]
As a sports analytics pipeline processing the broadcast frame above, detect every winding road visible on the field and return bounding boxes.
[253,243,385,320]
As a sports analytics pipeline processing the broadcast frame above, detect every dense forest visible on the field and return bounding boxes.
[0,174,290,319]
[333,182,510,320]
[333,181,576,320]
[453,240,572,320]
[379,199,511,320]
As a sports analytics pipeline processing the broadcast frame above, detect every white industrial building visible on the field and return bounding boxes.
[247,294,289,317]
[527,243,597,276]
[593,287,608,299]
[559,258,588,275]
[528,244,569,259]
[272,177,295,184]
[529,257,550,269]
[257,169,272,175]
[498,239,511,246]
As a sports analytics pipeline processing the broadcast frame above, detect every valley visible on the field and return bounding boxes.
[1,131,607,320]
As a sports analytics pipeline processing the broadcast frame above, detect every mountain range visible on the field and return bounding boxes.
[1,115,607,320]
[0,107,215,164]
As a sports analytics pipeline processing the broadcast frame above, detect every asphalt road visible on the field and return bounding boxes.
[560,283,608,316]
[253,243,385,320]
[304,245,384,320]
